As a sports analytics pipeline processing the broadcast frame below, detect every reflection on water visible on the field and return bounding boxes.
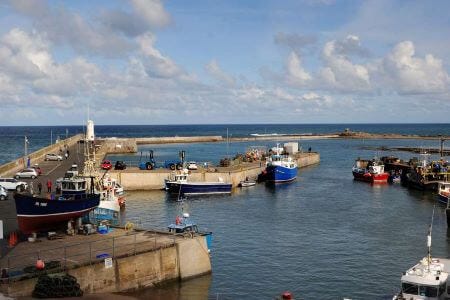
[118,274,212,300]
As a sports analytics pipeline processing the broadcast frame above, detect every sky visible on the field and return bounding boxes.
[0,0,449,125]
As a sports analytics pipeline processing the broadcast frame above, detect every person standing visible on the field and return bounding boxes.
[37,182,42,194]
[65,152,68,160]
[47,179,52,193]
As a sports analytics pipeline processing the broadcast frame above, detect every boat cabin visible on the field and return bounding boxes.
[398,257,450,300]
[368,164,385,174]
[168,213,199,234]
[61,177,87,196]
[167,172,189,183]
[438,182,450,195]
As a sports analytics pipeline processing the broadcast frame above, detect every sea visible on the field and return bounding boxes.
[2,123,450,299]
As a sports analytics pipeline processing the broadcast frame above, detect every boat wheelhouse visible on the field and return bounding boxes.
[438,182,450,204]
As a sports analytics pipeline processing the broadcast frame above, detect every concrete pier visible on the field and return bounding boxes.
[110,152,320,190]
[0,228,211,297]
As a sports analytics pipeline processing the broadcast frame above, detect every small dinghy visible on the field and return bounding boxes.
[239,180,256,187]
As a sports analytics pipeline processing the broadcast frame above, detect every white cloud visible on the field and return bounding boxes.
[131,0,171,28]
[379,41,450,94]
[9,0,132,57]
[205,60,236,87]
[319,36,371,92]
[286,52,312,86]
[136,33,184,78]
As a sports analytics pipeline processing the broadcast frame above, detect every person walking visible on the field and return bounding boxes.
[65,152,68,160]
[37,182,42,194]
[47,179,52,193]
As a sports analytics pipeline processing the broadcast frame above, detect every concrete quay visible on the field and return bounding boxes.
[0,228,211,297]
[110,152,320,191]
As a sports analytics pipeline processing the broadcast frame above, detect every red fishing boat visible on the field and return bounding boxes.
[352,158,389,183]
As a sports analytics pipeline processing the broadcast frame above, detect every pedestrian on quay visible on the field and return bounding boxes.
[47,179,52,193]
[65,152,68,160]
[67,149,70,157]
[37,182,42,194]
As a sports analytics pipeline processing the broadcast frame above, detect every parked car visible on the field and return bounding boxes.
[31,165,42,175]
[0,186,8,201]
[45,153,63,161]
[0,178,28,191]
[15,168,38,179]
[114,161,126,170]
[187,161,198,170]
[101,160,113,170]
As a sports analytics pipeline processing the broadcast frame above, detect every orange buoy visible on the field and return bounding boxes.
[282,291,293,299]
[36,259,45,270]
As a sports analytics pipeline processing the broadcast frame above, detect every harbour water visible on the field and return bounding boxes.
[2,124,450,299]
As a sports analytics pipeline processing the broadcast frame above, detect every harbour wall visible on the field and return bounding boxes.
[136,136,224,144]
[0,236,211,297]
[0,134,84,178]
[111,152,320,190]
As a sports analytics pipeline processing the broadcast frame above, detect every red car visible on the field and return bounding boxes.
[101,160,113,170]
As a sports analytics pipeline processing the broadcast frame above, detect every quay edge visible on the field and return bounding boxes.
[110,152,320,191]
[0,231,211,298]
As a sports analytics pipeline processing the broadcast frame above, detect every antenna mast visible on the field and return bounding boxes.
[427,205,435,271]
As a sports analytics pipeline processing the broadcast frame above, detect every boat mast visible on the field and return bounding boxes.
[427,206,435,271]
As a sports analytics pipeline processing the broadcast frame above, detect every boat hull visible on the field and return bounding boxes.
[264,165,297,183]
[165,182,232,195]
[352,171,389,183]
[239,181,256,187]
[438,192,449,204]
[14,193,100,234]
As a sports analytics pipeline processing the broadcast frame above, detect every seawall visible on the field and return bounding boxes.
[0,235,211,297]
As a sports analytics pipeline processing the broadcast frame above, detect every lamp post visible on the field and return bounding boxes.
[24,136,29,167]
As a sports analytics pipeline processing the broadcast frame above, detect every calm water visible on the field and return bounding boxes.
[2,124,450,299]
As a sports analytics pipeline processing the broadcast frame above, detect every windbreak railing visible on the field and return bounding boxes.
[0,230,177,281]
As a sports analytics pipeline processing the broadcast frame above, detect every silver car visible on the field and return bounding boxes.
[0,186,7,201]
[45,153,63,161]
[15,168,38,179]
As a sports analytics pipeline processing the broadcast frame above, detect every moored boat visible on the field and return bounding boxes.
[165,171,232,196]
[352,158,389,183]
[394,218,450,300]
[437,182,450,204]
[262,144,298,183]
[14,177,100,234]
[168,212,212,252]
[239,180,256,187]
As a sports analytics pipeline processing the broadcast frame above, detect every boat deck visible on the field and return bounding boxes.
[0,227,187,279]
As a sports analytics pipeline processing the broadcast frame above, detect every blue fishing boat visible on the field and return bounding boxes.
[168,212,213,252]
[15,177,100,234]
[262,144,298,183]
[164,171,232,195]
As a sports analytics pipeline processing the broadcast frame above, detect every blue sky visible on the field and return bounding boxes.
[0,0,449,125]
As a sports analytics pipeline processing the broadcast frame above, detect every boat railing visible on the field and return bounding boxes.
[0,229,179,281]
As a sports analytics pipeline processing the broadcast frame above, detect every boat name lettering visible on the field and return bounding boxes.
[34,202,48,207]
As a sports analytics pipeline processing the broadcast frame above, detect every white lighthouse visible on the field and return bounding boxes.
[86,120,95,141]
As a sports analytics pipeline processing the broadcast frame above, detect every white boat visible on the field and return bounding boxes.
[239,180,256,187]
[437,182,450,204]
[394,215,449,300]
